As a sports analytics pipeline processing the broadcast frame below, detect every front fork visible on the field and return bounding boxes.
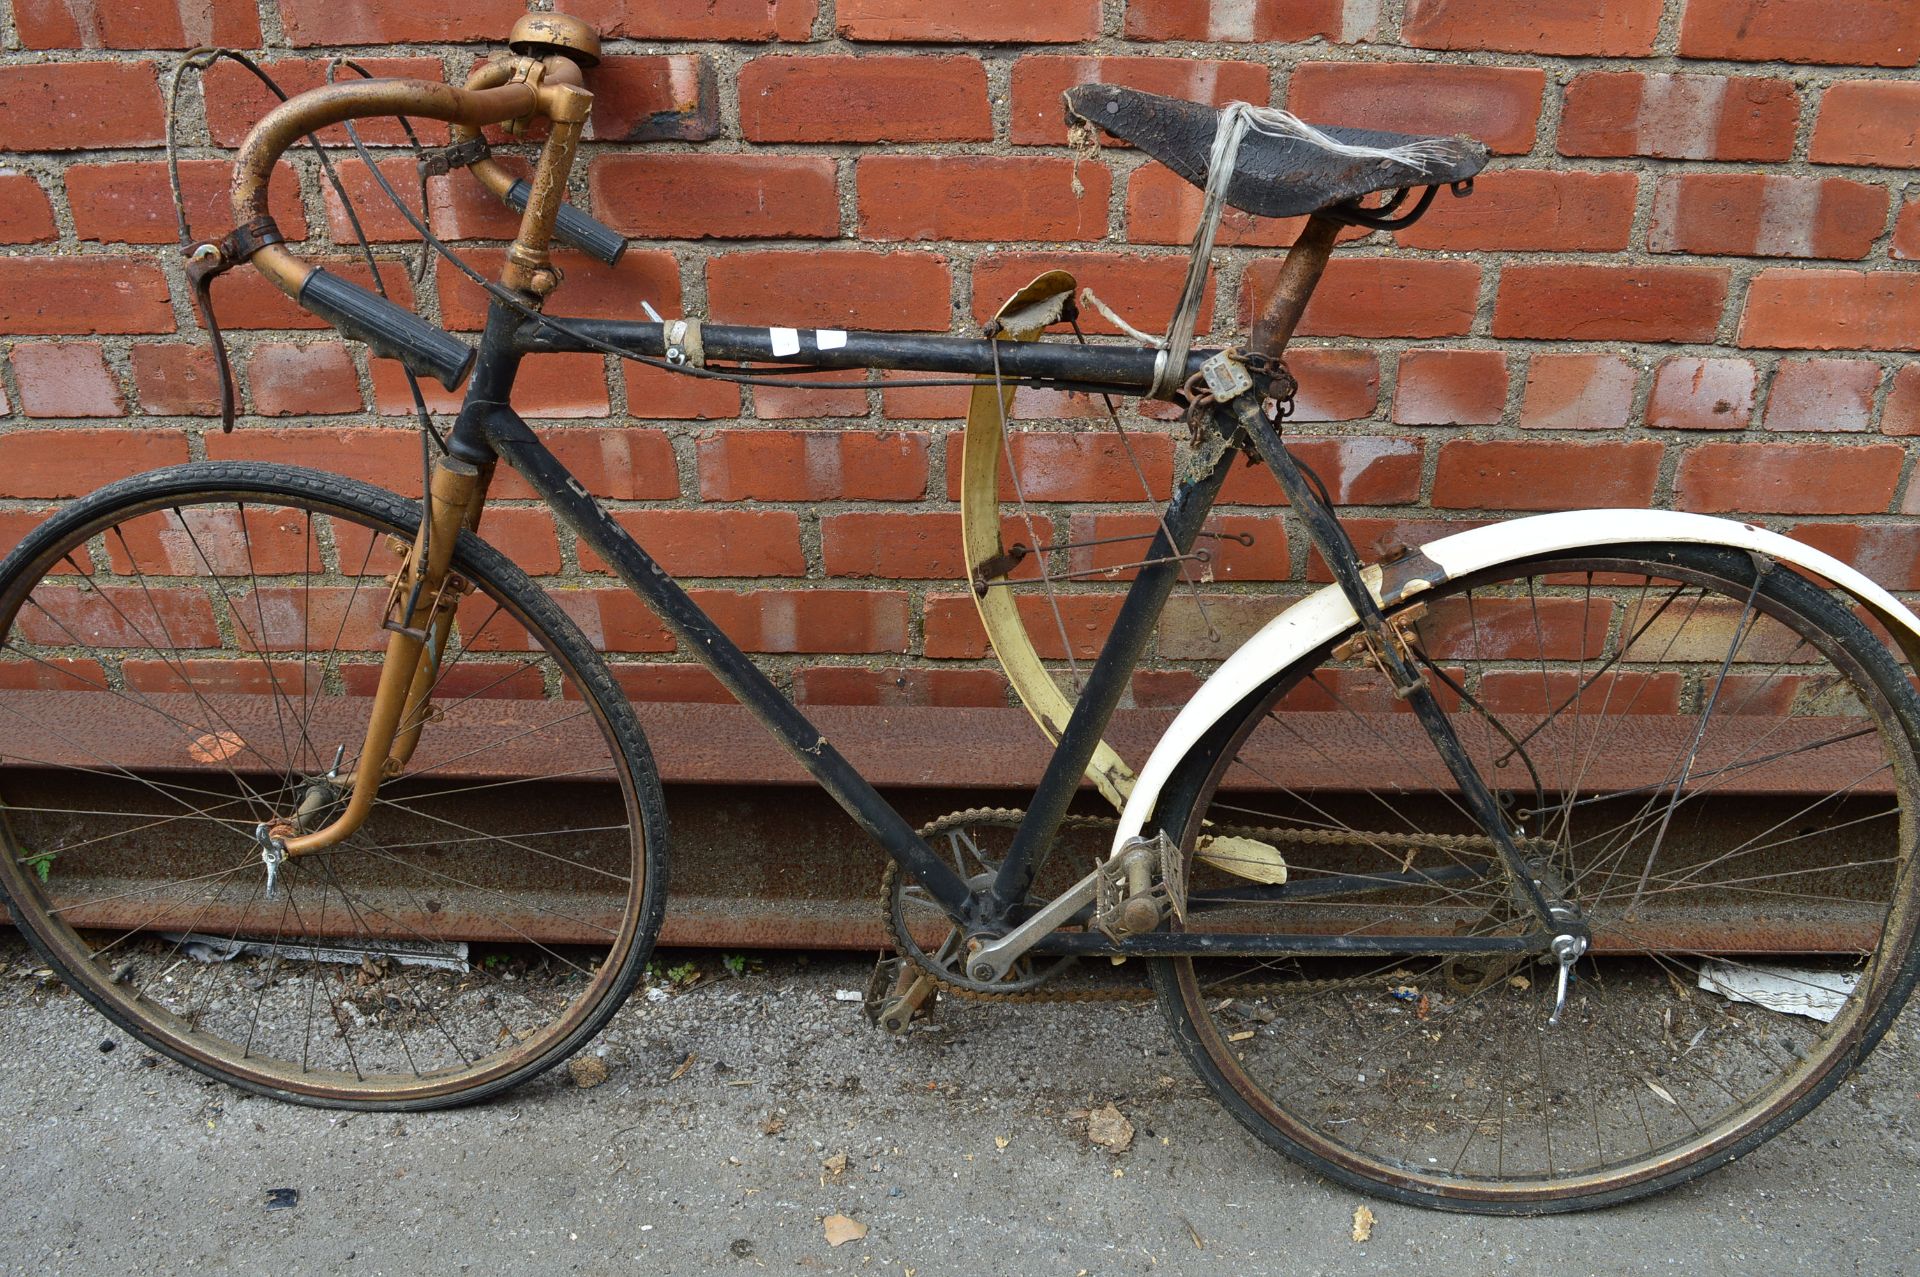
[261,454,491,867]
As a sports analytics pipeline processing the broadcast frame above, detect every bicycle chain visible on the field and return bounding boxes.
[880,807,1537,1006]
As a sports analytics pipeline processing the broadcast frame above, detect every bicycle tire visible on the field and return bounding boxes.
[1148,541,1920,1211]
[0,462,668,1109]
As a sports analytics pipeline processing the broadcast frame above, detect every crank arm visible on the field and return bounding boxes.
[967,865,1103,984]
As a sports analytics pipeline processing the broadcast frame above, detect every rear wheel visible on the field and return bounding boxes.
[1151,542,1920,1211]
[0,463,667,1108]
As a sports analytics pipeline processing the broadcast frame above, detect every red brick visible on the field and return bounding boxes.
[490,429,679,501]
[1886,365,1920,436]
[697,430,928,501]
[205,427,421,489]
[1157,594,1303,659]
[1304,517,1490,582]
[859,157,1109,243]
[838,0,1099,42]
[1649,174,1888,261]
[1788,525,1920,591]
[795,666,1008,708]
[0,511,75,568]
[1286,349,1380,423]
[1124,163,1375,247]
[1739,270,1920,352]
[1811,82,1920,169]
[277,0,525,44]
[1403,0,1660,55]
[1066,512,1288,581]
[709,251,952,332]
[0,429,188,497]
[133,346,221,417]
[372,353,611,419]
[592,664,732,704]
[1393,350,1509,426]
[1124,0,1377,42]
[0,175,55,244]
[14,0,260,48]
[18,585,219,650]
[1011,56,1271,146]
[1559,72,1799,162]
[591,155,839,240]
[624,361,743,421]
[1647,358,1756,431]
[525,592,673,655]
[246,344,362,417]
[1395,171,1637,253]
[751,371,870,420]
[973,252,1211,337]
[821,512,1051,580]
[943,432,1175,501]
[469,508,561,577]
[579,510,807,578]
[215,258,416,332]
[0,259,173,335]
[1519,354,1638,432]
[693,589,910,654]
[1432,440,1663,511]
[1763,359,1882,433]
[1680,0,1919,67]
[739,56,990,144]
[1287,63,1545,155]
[1677,443,1902,514]
[1266,257,1480,340]
[1217,436,1424,506]
[437,247,681,331]
[68,159,308,247]
[422,158,532,242]
[1479,671,1682,717]
[320,156,431,243]
[203,59,448,148]
[0,63,162,150]
[104,504,325,577]
[585,56,722,144]
[1895,197,1920,262]
[571,0,817,41]
[12,343,124,418]
[1131,669,1204,707]
[881,377,1111,422]
[1494,264,1729,343]
[923,592,1121,660]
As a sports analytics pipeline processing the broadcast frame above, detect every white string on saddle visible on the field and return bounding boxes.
[1143,102,1455,400]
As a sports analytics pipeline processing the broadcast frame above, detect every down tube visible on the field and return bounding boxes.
[479,405,975,921]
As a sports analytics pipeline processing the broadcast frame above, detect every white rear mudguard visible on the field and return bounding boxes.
[1112,509,1920,854]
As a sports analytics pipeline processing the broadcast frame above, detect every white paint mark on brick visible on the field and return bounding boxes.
[1636,74,1727,161]
[1340,0,1383,42]
[761,594,798,653]
[1755,176,1822,258]
[66,0,104,50]
[667,55,700,105]
[176,0,217,46]
[1209,0,1258,43]
[801,432,844,497]
[1192,61,1222,105]
[1648,177,1683,253]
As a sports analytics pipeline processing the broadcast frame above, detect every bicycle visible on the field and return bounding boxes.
[3,13,1919,1215]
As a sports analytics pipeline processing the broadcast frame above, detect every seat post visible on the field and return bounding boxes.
[1247,212,1342,360]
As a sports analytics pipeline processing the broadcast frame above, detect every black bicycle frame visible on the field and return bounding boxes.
[440,298,1529,951]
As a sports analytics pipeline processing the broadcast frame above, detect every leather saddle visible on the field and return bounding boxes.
[1063,84,1490,221]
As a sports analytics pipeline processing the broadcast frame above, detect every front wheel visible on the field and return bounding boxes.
[1151,542,1920,1211]
[0,463,668,1108]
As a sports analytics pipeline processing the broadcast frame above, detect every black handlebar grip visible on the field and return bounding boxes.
[503,180,628,266]
[298,269,475,390]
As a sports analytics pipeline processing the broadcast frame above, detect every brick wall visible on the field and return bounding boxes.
[0,0,1915,712]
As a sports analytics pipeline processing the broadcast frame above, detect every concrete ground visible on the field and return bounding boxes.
[1,934,1917,1277]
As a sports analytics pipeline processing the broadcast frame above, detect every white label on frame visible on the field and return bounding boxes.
[768,327,801,357]
[816,330,848,350]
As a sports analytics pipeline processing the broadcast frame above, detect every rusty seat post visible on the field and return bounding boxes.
[1245,213,1342,364]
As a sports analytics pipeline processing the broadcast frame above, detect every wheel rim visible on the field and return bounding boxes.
[1162,548,1920,1204]
[0,481,650,1105]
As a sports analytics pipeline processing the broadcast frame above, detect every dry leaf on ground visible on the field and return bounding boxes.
[667,1052,696,1082]
[567,1055,608,1089]
[822,1152,848,1177]
[1351,1205,1375,1243]
[823,1214,867,1247]
[760,1111,787,1136]
[1086,1103,1134,1153]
